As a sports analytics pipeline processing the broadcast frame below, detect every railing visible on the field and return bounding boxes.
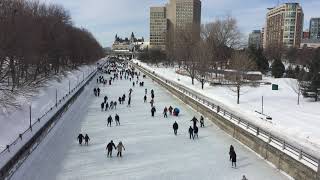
[134,62,320,173]
[0,63,103,176]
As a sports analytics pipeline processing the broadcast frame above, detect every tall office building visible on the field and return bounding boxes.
[265,3,303,48]
[248,30,261,49]
[150,0,201,51]
[309,18,320,40]
[150,7,167,50]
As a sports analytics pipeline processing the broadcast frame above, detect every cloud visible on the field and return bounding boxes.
[39,0,319,47]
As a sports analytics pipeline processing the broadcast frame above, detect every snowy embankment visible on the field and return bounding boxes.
[133,60,320,156]
[0,58,106,153]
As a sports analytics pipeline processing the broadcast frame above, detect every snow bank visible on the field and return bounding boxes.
[0,58,106,152]
[133,60,320,156]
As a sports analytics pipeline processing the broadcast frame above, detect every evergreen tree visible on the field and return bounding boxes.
[271,59,285,78]
[248,47,269,74]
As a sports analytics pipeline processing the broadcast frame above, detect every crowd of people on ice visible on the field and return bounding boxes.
[75,60,248,178]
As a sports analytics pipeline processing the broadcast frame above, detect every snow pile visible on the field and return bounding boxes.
[0,58,106,152]
[133,60,320,155]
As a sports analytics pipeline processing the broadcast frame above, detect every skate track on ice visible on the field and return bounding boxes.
[11,70,290,180]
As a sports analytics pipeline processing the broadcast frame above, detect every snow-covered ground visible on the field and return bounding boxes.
[133,60,320,156]
[12,69,290,180]
[0,59,105,152]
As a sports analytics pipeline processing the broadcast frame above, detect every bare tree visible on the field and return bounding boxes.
[202,16,241,79]
[228,51,257,104]
[287,78,303,105]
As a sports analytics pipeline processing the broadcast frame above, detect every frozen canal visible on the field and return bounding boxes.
[12,70,290,180]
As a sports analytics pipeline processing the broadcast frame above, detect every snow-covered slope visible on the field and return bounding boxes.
[133,60,320,155]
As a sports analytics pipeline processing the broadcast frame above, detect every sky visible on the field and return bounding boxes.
[40,0,320,47]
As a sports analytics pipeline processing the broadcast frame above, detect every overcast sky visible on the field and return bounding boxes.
[40,0,320,47]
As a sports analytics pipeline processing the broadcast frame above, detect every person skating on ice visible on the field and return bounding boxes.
[116,141,125,157]
[193,126,199,139]
[107,115,113,127]
[173,121,178,135]
[84,134,90,146]
[188,126,194,140]
[115,114,120,126]
[200,116,204,127]
[101,102,104,111]
[163,107,168,118]
[151,106,156,117]
[190,116,199,128]
[77,133,84,145]
[106,140,117,157]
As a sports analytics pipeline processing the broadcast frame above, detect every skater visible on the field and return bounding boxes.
[188,126,194,140]
[107,115,113,127]
[104,96,108,103]
[122,94,125,102]
[106,140,117,157]
[151,89,154,95]
[163,107,168,118]
[110,101,114,109]
[168,106,173,115]
[200,116,204,127]
[94,88,97,96]
[145,88,147,94]
[115,114,120,126]
[114,101,117,109]
[97,88,100,97]
[194,126,199,139]
[191,116,199,128]
[144,95,147,103]
[101,102,104,111]
[150,99,154,107]
[231,150,237,168]
[151,106,156,117]
[116,141,125,157]
[229,145,235,161]
[84,134,90,146]
[77,133,84,145]
[127,96,131,107]
[129,88,133,96]
[118,97,122,104]
[105,102,109,111]
[242,175,248,180]
[133,82,135,87]
[173,121,178,135]
[151,93,155,100]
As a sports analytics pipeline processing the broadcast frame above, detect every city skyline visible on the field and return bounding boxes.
[40,0,320,47]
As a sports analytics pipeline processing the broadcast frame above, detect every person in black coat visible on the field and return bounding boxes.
[231,150,237,167]
[97,88,100,97]
[151,106,156,117]
[118,97,122,104]
[107,115,113,127]
[200,116,204,127]
[188,126,194,140]
[229,145,235,161]
[173,121,178,135]
[94,88,97,96]
[77,134,84,145]
[84,134,90,146]
[106,140,117,157]
[104,96,108,103]
[115,114,120,126]
[144,95,147,103]
[194,126,199,138]
[127,97,131,107]
[101,102,104,111]
[105,102,109,111]
[190,117,199,128]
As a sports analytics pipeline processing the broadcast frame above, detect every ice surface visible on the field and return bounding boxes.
[11,69,290,180]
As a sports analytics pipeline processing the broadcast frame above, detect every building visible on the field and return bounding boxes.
[150,0,201,52]
[248,30,261,49]
[112,33,144,51]
[309,18,320,40]
[265,3,304,48]
[303,31,310,39]
[150,7,167,50]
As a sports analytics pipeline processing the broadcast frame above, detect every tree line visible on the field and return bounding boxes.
[0,0,104,110]
[139,16,320,103]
